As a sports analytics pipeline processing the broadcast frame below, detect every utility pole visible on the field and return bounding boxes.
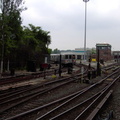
[0,0,4,77]
[83,0,89,61]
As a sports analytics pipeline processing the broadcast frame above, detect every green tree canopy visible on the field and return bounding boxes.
[0,0,52,71]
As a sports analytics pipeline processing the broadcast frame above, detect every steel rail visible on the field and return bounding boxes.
[75,90,113,120]
[5,68,119,120]
[50,74,120,120]
[49,85,109,120]
[5,74,101,120]
[0,66,87,112]
[35,70,120,120]
[0,68,67,85]
[33,71,119,120]
[0,69,88,103]
[86,91,113,120]
[5,85,89,120]
[0,78,77,113]
[75,75,120,120]
[50,90,113,120]
[0,68,84,98]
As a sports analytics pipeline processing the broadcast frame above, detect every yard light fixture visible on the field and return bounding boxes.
[83,0,89,60]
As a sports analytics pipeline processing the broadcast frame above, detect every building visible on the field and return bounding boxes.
[112,51,120,62]
[96,43,112,61]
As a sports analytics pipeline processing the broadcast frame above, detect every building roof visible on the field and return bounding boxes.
[96,43,111,47]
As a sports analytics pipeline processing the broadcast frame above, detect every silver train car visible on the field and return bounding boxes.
[50,53,76,66]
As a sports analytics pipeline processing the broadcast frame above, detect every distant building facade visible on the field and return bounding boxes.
[112,51,120,62]
[52,43,113,62]
[96,43,112,61]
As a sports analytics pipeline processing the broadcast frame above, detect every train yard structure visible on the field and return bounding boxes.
[0,42,120,120]
[96,43,112,62]
[51,43,113,64]
[113,51,120,62]
[1,0,120,119]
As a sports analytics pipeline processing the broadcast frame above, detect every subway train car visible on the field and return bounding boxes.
[50,53,76,66]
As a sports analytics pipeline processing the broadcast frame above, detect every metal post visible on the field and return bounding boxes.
[84,2,87,60]
[117,52,119,63]
[59,54,61,77]
[87,57,91,80]
[44,69,46,79]
[97,49,101,76]
[83,0,89,61]
[88,57,91,70]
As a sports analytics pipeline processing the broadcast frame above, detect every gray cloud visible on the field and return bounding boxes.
[21,0,120,50]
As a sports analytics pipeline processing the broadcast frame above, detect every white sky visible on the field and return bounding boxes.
[21,0,120,51]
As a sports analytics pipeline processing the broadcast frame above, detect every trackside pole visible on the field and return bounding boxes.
[81,66,84,82]
[59,54,61,77]
[97,49,101,76]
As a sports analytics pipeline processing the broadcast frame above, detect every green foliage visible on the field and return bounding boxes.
[91,48,96,54]
[52,48,61,54]
[22,24,51,56]
[0,1,51,70]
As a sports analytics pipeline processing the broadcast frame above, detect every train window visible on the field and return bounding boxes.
[72,55,75,59]
[65,55,68,59]
[69,55,72,59]
[104,52,108,55]
[102,47,107,49]
[97,46,101,49]
[77,55,81,59]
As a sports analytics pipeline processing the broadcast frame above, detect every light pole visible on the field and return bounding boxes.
[83,0,89,61]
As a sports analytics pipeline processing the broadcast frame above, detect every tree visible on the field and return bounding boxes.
[19,24,51,68]
[91,48,96,54]
[52,48,60,54]
[0,0,26,71]
[0,1,52,71]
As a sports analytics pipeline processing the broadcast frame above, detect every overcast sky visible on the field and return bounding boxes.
[21,0,120,51]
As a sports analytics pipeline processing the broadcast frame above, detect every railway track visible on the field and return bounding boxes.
[0,63,86,87]
[0,76,83,112]
[0,64,89,119]
[0,62,116,87]
[0,69,58,86]
[2,66,119,120]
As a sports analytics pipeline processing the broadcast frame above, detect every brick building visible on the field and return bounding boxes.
[96,43,112,61]
[113,51,120,61]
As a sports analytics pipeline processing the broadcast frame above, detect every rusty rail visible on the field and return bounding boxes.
[5,69,120,120]
[75,75,120,120]
[86,90,113,120]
